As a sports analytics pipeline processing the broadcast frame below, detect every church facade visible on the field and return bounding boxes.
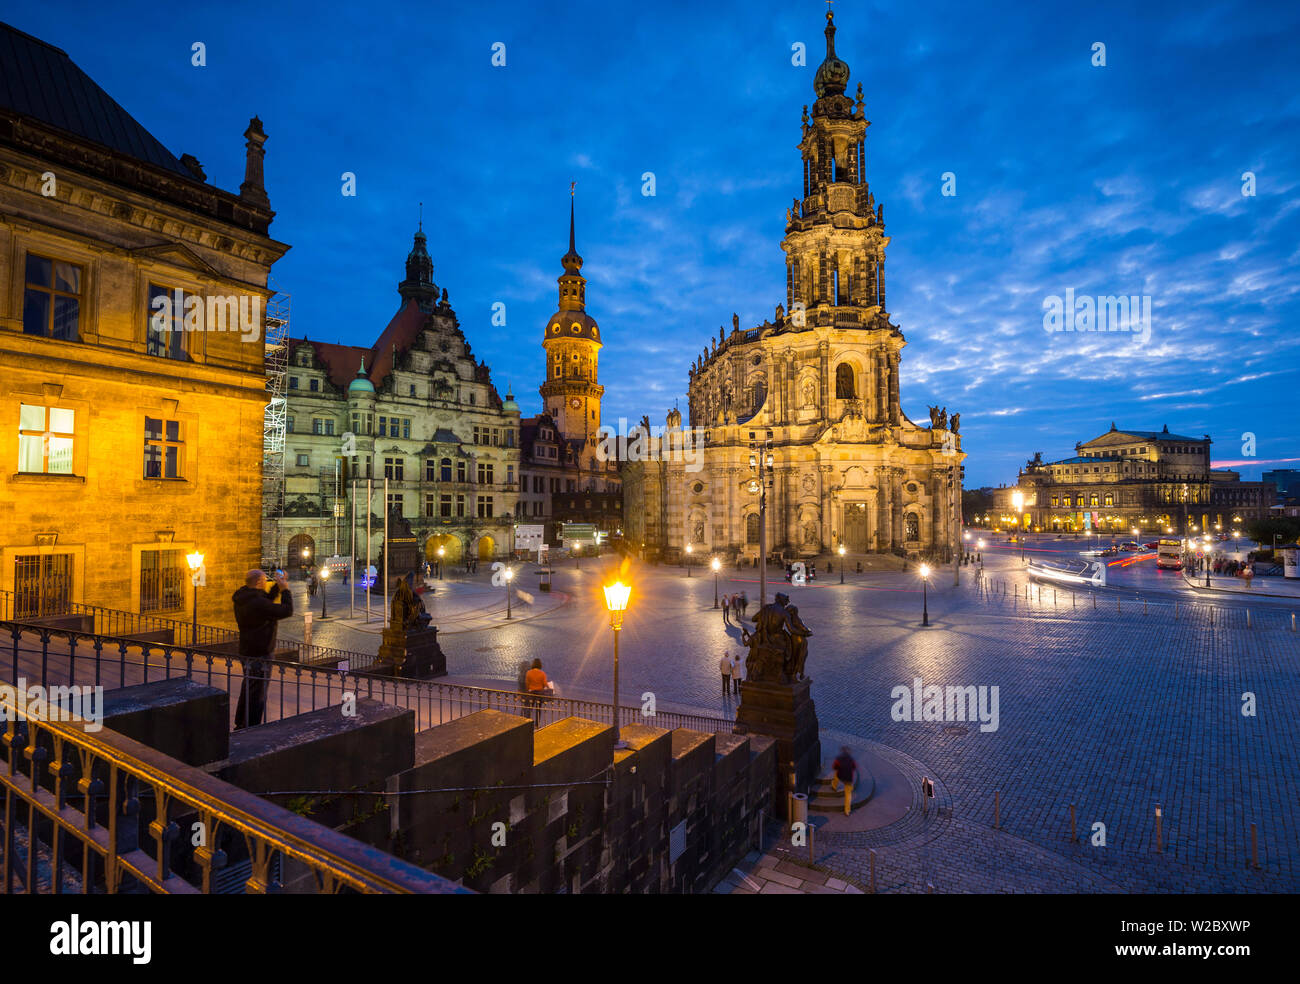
[621,12,963,563]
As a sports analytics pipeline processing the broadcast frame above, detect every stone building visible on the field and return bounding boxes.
[517,197,621,546]
[1209,469,1275,527]
[0,23,288,625]
[995,424,1218,533]
[621,12,963,562]
[279,226,520,569]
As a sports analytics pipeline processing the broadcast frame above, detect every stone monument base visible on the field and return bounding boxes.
[734,677,821,819]
[377,626,446,679]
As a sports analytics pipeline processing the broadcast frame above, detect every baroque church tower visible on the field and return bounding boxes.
[539,193,604,449]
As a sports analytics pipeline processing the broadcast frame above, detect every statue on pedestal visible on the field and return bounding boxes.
[740,592,813,684]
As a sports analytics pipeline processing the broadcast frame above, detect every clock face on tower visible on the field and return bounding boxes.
[571,398,582,409]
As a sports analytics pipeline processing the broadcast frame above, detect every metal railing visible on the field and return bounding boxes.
[2,619,735,737]
[0,689,467,894]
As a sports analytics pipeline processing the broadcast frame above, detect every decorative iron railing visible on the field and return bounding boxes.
[0,687,467,894]
[2,619,735,737]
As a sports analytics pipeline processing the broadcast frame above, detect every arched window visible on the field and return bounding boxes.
[904,514,919,541]
[835,363,856,399]
[751,379,766,414]
[1104,493,1114,506]
[439,458,452,482]
[745,513,760,544]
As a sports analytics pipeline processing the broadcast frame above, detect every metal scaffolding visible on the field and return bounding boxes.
[261,291,290,570]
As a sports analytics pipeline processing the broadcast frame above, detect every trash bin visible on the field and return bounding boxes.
[790,792,808,827]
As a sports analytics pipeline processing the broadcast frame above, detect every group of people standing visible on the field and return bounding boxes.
[720,591,749,625]
[719,652,744,695]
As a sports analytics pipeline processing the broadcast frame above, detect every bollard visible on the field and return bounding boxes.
[1070,803,1077,842]
[1092,592,1096,610]
[1174,602,1178,620]
[1116,596,1120,613]
[926,882,934,894]
[1072,591,1076,610]
[994,790,1001,829]
[1251,822,1259,870]
[1247,609,1252,629]
[869,849,877,893]
[1293,613,1296,632]
[1143,599,1147,616]
[808,822,815,863]
[1155,804,1163,854]
[1054,588,1057,606]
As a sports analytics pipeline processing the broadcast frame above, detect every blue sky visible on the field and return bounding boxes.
[12,0,1300,487]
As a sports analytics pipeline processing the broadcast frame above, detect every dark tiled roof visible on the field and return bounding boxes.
[0,22,192,177]
[1050,456,1121,465]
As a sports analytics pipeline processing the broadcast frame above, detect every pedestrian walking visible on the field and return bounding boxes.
[720,651,733,695]
[525,658,551,724]
[740,591,748,617]
[308,572,318,597]
[829,746,859,816]
[731,654,743,694]
[722,594,730,624]
[232,569,293,729]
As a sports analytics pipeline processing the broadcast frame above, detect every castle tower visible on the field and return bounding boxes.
[539,191,604,447]
[781,10,889,328]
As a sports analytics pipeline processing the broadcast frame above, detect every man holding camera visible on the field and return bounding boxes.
[232,568,294,729]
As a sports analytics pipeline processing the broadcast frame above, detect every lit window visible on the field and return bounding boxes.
[18,404,75,474]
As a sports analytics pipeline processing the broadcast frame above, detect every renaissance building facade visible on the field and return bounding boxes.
[0,24,288,626]
[994,424,1214,533]
[279,226,520,568]
[622,12,963,562]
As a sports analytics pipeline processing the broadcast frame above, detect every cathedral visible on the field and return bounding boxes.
[621,12,964,563]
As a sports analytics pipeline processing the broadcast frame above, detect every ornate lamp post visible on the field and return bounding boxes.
[1011,490,1025,561]
[749,431,775,607]
[301,546,310,581]
[711,556,720,607]
[185,551,204,644]
[505,566,515,619]
[574,541,581,570]
[1203,534,1213,588]
[602,580,632,750]
[838,543,846,584]
[685,542,693,577]
[977,538,985,570]
[919,563,931,627]
[319,565,331,619]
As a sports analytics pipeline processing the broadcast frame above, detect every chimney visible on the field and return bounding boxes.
[239,117,270,209]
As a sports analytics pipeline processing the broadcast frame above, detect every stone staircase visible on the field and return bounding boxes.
[806,767,875,814]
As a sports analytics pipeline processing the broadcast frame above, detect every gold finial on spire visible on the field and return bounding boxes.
[418,201,423,232]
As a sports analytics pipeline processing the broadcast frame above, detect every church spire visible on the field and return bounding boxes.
[558,184,586,311]
[398,219,437,309]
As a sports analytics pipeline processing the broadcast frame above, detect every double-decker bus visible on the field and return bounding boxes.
[1157,539,1183,570]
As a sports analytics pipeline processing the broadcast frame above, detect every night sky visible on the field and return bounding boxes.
[10,0,1299,487]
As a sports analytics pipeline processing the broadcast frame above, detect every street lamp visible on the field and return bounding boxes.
[838,544,846,584]
[602,580,632,750]
[685,542,693,577]
[301,546,310,580]
[574,542,581,570]
[505,566,515,619]
[711,556,720,608]
[919,563,931,627]
[319,565,331,619]
[750,431,776,606]
[1011,490,1025,561]
[1203,535,1212,588]
[977,538,985,570]
[437,544,445,580]
[185,550,204,644]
